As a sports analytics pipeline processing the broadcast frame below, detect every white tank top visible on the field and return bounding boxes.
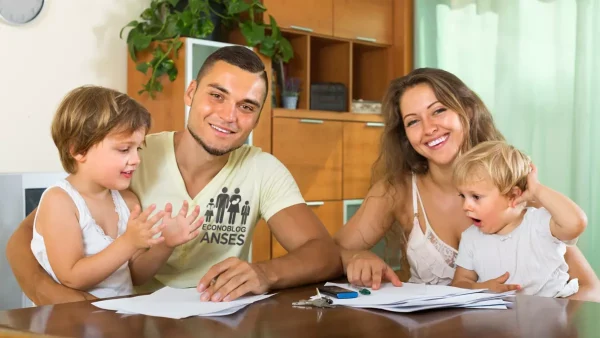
[406,174,458,285]
[31,180,134,299]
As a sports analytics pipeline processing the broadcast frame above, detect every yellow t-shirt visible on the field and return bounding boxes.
[131,132,304,291]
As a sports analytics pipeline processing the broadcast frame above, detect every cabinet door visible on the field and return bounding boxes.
[263,0,333,36]
[273,117,343,201]
[343,121,384,199]
[333,0,393,44]
[272,201,343,258]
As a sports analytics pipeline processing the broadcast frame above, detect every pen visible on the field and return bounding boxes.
[349,284,371,295]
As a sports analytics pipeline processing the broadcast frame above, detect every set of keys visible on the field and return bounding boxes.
[292,288,336,309]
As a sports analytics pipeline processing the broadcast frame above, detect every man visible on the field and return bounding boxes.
[7,46,342,304]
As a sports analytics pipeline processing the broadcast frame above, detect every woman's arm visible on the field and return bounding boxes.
[334,179,405,288]
[335,180,399,252]
[564,245,600,302]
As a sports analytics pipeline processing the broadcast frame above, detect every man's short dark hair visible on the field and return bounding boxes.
[195,46,268,106]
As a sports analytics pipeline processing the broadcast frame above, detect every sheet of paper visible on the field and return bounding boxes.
[325,282,487,306]
[93,287,275,319]
[318,282,513,313]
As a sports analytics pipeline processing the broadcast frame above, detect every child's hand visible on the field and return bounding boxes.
[512,163,542,207]
[479,272,521,293]
[123,204,167,249]
[161,201,204,248]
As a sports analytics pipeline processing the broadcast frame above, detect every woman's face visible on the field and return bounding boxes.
[400,83,465,168]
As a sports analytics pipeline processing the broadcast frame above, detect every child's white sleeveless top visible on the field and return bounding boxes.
[31,180,134,299]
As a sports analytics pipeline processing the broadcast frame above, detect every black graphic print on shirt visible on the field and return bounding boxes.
[201,187,251,246]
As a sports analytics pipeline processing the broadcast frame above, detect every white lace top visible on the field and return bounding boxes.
[406,174,458,285]
[31,180,134,299]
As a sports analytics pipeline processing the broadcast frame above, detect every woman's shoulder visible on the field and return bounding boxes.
[369,174,412,213]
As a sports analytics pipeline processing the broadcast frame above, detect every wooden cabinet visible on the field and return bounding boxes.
[343,121,384,199]
[333,0,393,44]
[272,117,343,201]
[272,201,343,258]
[263,0,333,36]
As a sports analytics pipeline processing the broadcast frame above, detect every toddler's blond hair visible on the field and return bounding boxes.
[453,141,531,195]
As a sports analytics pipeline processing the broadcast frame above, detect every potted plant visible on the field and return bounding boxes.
[281,77,301,109]
[121,0,293,98]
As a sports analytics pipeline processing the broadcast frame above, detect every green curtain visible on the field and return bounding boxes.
[415,0,599,273]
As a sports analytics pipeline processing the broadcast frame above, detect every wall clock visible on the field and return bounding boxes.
[0,0,45,25]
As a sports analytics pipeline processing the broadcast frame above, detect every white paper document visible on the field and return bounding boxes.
[92,287,275,319]
[320,282,513,313]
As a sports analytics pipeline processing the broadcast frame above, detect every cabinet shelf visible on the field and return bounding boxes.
[273,108,383,123]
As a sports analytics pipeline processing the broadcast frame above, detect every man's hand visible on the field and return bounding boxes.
[161,201,203,248]
[478,272,521,293]
[197,257,273,302]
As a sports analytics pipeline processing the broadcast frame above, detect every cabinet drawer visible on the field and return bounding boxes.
[343,121,384,199]
[273,117,343,201]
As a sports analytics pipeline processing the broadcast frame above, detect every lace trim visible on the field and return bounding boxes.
[88,190,122,242]
[426,230,458,268]
[63,180,124,242]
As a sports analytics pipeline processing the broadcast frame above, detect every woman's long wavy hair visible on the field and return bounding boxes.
[372,68,505,272]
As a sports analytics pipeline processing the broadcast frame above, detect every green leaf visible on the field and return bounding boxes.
[181,9,194,25]
[128,42,137,61]
[120,20,139,39]
[140,8,155,21]
[240,21,265,46]
[259,36,275,57]
[279,36,293,62]
[166,0,179,7]
[162,15,179,38]
[189,0,204,14]
[198,19,215,38]
[133,33,153,52]
[136,62,150,74]
[167,66,178,81]
[254,2,267,12]
[269,15,280,38]
[154,81,164,93]
[228,1,251,15]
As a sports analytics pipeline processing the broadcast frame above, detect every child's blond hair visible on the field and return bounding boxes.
[51,86,151,174]
[452,141,531,195]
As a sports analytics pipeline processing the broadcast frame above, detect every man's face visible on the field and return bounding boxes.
[184,61,266,156]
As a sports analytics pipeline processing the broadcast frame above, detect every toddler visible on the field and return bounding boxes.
[31,86,203,299]
[451,141,585,297]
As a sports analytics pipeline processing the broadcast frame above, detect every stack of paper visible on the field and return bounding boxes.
[320,282,513,312]
[92,286,274,319]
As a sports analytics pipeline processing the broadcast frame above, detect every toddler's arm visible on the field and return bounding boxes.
[122,191,203,286]
[38,188,165,291]
[452,268,520,293]
[536,186,587,241]
[518,164,587,241]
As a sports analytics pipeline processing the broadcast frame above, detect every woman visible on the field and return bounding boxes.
[335,68,600,301]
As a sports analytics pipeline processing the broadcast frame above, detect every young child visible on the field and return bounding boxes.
[451,141,586,297]
[31,86,204,299]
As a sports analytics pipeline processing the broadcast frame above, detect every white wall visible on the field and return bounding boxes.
[0,0,151,173]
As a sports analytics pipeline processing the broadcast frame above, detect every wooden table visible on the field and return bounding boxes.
[1,284,599,338]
